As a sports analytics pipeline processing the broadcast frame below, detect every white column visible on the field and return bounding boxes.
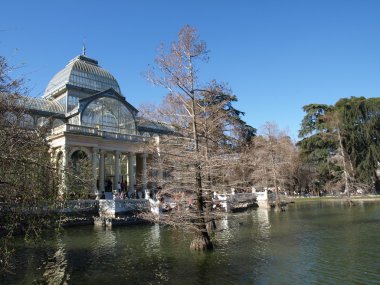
[50,148,56,161]
[92,148,99,197]
[61,146,69,168]
[59,146,69,195]
[114,150,120,187]
[142,153,149,199]
[128,152,135,197]
[99,150,105,192]
[158,162,164,186]
[155,136,163,186]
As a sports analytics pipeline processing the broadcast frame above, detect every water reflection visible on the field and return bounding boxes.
[216,215,233,244]
[253,208,271,237]
[92,226,117,260]
[42,239,69,284]
[251,209,271,262]
[3,201,380,284]
[142,223,160,254]
[150,223,160,245]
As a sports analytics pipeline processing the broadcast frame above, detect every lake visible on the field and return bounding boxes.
[2,200,380,284]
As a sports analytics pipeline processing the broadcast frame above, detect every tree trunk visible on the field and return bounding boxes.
[190,88,213,250]
[204,126,216,234]
[190,230,213,250]
[337,128,353,206]
[269,142,282,212]
[192,162,214,250]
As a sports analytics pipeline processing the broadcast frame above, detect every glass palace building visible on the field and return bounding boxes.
[15,54,168,198]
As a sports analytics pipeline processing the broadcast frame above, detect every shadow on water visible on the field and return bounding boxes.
[2,200,380,284]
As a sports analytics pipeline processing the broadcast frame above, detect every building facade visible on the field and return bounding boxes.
[12,54,168,198]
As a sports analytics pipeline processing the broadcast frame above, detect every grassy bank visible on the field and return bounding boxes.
[291,195,380,204]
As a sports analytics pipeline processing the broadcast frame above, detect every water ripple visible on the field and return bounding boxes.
[4,202,380,284]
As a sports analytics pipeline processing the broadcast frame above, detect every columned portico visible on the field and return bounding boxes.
[114,151,121,187]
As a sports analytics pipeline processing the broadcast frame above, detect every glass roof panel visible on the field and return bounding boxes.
[0,93,65,114]
[24,96,65,113]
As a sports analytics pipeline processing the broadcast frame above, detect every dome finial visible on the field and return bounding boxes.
[82,37,87,56]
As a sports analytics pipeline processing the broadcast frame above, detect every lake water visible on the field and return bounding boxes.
[3,200,380,284]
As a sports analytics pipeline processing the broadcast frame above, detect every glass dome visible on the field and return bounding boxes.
[81,97,136,134]
[44,55,121,97]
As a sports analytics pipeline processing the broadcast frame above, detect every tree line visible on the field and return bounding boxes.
[143,25,380,249]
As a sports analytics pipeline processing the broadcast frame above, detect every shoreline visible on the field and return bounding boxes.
[290,195,380,203]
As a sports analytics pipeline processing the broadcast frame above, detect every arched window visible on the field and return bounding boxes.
[4,112,16,124]
[103,110,118,132]
[71,150,88,172]
[81,97,136,134]
[69,150,91,197]
[20,114,34,128]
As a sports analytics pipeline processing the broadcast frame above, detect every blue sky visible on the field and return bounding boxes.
[1,0,380,139]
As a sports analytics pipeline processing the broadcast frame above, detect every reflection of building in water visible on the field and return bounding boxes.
[255,208,270,230]
[4,52,172,197]
[93,227,117,252]
[215,216,235,244]
[238,209,272,265]
[42,239,69,284]
[220,216,229,230]
[150,223,161,248]
[138,223,163,256]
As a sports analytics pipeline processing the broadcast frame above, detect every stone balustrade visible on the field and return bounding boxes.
[50,124,149,142]
[99,198,150,217]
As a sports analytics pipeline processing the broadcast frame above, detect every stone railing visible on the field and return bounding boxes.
[66,124,98,135]
[50,124,149,143]
[0,200,99,215]
[51,124,66,135]
[58,199,99,213]
[213,192,257,212]
[99,198,150,217]
[0,199,154,217]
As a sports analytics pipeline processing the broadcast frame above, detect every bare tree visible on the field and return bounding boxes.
[197,81,255,193]
[0,57,59,273]
[146,25,253,250]
[247,122,297,211]
[147,25,213,250]
[0,56,92,274]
